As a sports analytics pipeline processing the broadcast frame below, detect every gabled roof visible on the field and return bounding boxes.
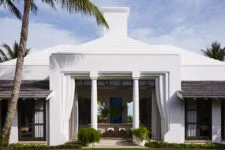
[0,45,74,66]
[1,36,225,66]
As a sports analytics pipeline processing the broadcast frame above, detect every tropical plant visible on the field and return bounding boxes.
[127,115,133,123]
[201,41,225,61]
[109,105,127,117]
[0,0,108,147]
[132,126,150,141]
[77,127,100,146]
[0,41,30,62]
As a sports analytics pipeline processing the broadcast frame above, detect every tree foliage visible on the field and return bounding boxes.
[0,41,30,62]
[0,0,109,28]
[201,41,225,61]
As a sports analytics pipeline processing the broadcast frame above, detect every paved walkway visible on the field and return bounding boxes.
[88,138,146,148]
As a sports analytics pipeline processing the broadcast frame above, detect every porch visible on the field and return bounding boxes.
[69,79,162,140]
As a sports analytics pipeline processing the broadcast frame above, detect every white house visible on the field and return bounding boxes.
[1,7,225,145]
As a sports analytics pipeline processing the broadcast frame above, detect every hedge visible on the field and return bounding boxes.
[145,141,225,149]
[0,143,81,150]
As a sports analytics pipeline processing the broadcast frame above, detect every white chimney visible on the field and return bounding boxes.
[102,7,129,38]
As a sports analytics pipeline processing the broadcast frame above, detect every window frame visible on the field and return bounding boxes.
[185,98,212,140]
[18,99,46,141]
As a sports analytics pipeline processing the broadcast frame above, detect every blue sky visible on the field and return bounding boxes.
[1,0,225,53]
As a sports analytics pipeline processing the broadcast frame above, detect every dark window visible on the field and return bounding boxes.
[185,99,211,140]
[18,99,46,141]
[78,98,91,129]
[221,100,225,139]
[139,97,151,131]
[1,100,8,130]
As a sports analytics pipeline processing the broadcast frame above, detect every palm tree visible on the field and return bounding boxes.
[201,41,225,61]
[0,0,108,147]
[0,41,30,62]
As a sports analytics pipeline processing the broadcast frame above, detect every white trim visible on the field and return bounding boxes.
[46,91,55,100]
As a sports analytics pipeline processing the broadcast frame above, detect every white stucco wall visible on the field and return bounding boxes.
[49,53,184,144]
[182,66,225,81]
[9,109,18,143]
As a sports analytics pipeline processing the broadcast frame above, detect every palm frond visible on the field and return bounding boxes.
[201,41,225,61]
[0,48,9,61]
[42,0,56,9]
[31,1,38,15]
[0,0,22,19]
[58,0,109,28]
[13,41,19,57]
[24,48,30,56]
[2,43,15,59]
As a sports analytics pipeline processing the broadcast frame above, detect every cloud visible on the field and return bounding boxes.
[130,19,225,53]
[1,0,225,54]
[0,17,86,52]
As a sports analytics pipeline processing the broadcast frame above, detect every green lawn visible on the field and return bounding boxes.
[81,148,223,150]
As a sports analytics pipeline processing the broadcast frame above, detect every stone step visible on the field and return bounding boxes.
[96,138,135,146]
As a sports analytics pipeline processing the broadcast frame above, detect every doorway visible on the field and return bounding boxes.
[110,97,123,124]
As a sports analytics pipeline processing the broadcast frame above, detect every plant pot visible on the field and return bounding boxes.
[133,136,146,147]
[87,143,93,147]
[87,142,97,147]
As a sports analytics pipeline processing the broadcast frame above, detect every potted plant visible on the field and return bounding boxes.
[77,127,100,147]
[132,126,150,147]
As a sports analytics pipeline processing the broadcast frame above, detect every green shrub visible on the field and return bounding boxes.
[77,127,100,146]
[132,126,150,141]
[8,143,80,150]
[145,141,225,149]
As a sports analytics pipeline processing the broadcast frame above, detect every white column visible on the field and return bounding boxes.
[133,77,139,129]
[212,99,221,143]
[91,77,98,130]
[74,90,79,138]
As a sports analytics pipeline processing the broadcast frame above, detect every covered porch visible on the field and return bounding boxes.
[68,72,169,141]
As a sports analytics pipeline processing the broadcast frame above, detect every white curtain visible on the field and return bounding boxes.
[61,75,75,135]
[155,74,169,135]
[69,89,79,140]
[34,101,44,138]
[186,100,197,137]
[151,90,161,140]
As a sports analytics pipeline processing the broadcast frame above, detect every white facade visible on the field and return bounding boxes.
[0,7,225,145]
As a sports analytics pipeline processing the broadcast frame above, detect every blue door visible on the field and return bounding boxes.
[110,97,122,123]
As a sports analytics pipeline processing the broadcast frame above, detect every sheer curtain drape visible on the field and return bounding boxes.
[34,101,45,138]
[61,75,75,136]
[155,74,169,136]
[186,100,197,137]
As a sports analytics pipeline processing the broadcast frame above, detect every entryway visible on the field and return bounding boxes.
[69,79,162,142]
[92,137,136,148]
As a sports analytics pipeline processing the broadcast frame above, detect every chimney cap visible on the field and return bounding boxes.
[101,7,129,14]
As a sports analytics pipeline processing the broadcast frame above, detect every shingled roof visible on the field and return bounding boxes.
[181,81,225,98]
[0,80,50,98]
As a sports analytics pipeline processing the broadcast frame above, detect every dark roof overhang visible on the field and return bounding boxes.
[0,80,50,99]
[179,81,225,99]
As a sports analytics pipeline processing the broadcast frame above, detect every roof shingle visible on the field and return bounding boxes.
[181,81,225,98]
[0,80,50,98]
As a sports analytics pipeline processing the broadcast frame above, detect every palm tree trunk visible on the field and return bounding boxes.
[0,0,32,147]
